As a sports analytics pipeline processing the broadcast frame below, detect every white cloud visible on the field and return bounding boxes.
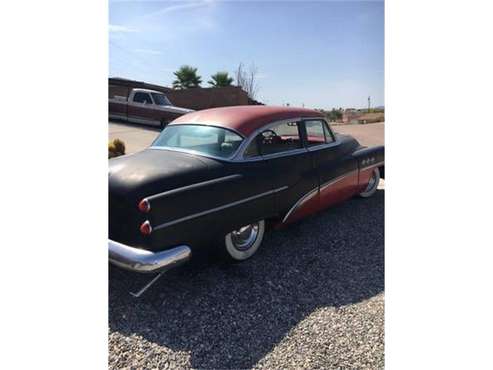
[109,24,138,33]
[141,0,215,19]
[134,49,163,55]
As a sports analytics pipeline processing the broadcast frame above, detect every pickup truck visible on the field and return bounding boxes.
[109,88,193,128]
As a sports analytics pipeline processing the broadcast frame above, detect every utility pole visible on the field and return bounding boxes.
[368,96,371,112]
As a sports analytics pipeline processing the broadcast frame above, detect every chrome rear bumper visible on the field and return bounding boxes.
[108,240,191,273]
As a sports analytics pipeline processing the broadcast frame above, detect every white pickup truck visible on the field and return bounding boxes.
[109,88,193,128]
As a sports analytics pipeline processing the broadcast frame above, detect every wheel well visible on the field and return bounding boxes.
[379,165,385,179]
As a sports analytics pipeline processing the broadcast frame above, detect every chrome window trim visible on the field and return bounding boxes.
[305,139,341,152]
[303,118,335,147]
[146,174,242,202]
[153,185,289,231]
[235,116,310,161]
[149,124,246,161]
[259,148,309,160]
[148,146,240,162]
[167,122,246,139]
[147,117,339,163]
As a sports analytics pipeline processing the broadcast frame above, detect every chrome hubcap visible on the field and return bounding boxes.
[365,169,379,193]
[230,223,260,251]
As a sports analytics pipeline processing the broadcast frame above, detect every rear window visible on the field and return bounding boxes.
[151,93,171,106]
[133,92,152,104]
[151,125,244,159]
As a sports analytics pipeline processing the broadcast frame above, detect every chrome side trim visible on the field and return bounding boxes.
[146,174,243,202]
[360,161,384,171]
[320,169,359,192]
[281,168,359,224]
[154,186,289,231]
[109,240,191,273]
[281,186,319,223]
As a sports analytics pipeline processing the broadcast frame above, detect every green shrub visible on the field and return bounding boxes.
[108,138,125,158]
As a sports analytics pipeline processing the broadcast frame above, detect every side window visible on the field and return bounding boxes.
[304,119,335,146]
[133,92,153,104]
[305,120,327,146]
[258,121,302,155]
[322,121,335,143]
[244,139,260,158]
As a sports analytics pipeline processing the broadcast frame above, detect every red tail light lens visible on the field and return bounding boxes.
[138,198,150,213]
[140,220,152,236]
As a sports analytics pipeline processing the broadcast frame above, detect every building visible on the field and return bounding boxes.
[109,77,261,111]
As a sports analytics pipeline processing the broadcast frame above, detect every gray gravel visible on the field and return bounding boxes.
[109,188,384,369]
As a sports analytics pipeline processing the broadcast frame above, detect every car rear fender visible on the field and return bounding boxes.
[352,146,385,185]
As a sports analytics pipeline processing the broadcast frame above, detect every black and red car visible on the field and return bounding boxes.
[109,106,384,276]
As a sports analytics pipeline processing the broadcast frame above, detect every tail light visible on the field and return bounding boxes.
[140,220,152,236]
[138,198,151,213]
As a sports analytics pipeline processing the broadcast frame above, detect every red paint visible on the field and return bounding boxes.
[282,190,320,225]
[138,198,150,213]
[318,171,359,210]
[357,166,378,193]
[281,170,360,226]
[139,220,152,236]
[169,106,323,137]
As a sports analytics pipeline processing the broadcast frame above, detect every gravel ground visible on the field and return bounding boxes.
[109,185,384,369]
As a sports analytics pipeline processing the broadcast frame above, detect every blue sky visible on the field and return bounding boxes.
[109,0,384,109]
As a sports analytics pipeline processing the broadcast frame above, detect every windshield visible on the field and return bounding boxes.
[151,125,244,158]
[151,93,172,106]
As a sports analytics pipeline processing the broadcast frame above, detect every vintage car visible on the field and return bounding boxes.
[109,106,384,285]
[109,88,193,128]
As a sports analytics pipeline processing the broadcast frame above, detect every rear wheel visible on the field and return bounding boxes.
[222,220,266,262]
[359,167,380,198]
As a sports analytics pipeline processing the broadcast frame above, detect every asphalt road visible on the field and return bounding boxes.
[108,119,384,369]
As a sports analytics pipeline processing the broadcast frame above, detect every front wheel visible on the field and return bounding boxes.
[222,220,266,262]
[359,167,380,198]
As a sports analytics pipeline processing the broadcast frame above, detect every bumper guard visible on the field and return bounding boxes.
[108,240,191,273]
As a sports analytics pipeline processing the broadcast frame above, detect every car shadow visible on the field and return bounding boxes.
[109,189,384,369]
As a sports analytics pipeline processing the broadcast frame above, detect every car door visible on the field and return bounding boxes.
[303,119,359,210]
[246,120,319,223]
[128,92,159,125]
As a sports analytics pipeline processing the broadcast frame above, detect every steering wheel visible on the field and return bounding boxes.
[262,129,278,137]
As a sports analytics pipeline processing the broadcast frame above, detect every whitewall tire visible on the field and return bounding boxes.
[224,220,266,261]
[359,167,380,198]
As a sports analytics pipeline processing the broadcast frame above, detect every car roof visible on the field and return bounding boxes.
[133,88,165,94]
[168,105,324,137]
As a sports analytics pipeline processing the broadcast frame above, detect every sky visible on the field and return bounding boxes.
[109,0,384,110]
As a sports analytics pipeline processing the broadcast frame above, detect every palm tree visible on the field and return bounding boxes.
[208,72,234,87]
[172,65,202,89]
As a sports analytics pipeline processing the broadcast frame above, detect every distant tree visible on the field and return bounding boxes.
[208,72,234,87]
[321,108,343,122]
[235,62,260,99]
[172,65,202,89]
